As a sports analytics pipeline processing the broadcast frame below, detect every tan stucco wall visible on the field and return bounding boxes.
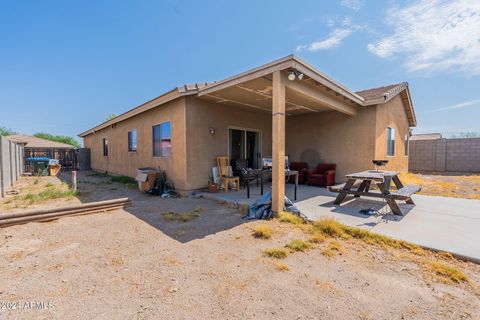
[374,95,410,173]
[83,97,188,190]
[184,97,272,190]
[285,108,377,182]
[82,92,412,190]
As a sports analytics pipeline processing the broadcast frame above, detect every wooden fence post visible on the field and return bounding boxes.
[72,171,77,191]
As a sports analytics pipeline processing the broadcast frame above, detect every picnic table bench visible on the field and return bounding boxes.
[328,170,421,216]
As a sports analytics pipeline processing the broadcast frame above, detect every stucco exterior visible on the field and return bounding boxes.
[286,107,377,181]
[184,97,272,190]
[374,94,410,173]
[83,94,411,188]
[83,97,188,190]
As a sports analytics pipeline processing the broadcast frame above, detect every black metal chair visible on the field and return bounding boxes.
[234,159,260,188]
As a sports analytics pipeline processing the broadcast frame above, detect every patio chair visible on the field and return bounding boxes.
[288,162,309,184]
[216,156,240,192]
[234,159,261,188]
[308,163,336,187]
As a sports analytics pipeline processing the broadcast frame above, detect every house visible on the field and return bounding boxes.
[79,55,416,212]
[6,134,77,170]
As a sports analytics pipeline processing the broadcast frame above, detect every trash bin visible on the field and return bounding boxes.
[135,168,160,192]
[27,157,50,176]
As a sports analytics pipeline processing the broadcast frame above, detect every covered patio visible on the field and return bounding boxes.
[194,55,364,213]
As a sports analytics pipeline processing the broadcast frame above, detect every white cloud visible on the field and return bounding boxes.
[368,0,480,75]
[434,98,480,111]
[296,16,366,52]
[340,0,364,11]
[296,29,352,52]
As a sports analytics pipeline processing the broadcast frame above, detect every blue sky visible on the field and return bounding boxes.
[1,0,479,143]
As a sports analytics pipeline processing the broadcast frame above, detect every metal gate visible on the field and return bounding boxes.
[24,148,77,172]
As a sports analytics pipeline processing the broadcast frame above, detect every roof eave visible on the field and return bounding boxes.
[361,83,416,127]
[78,88,193,137]
[198,54,365,106]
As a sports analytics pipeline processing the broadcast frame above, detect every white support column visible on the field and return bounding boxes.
[272,70,286,213]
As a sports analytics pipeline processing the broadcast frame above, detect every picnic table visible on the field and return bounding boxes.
[328,170,421,216]
[246,169,298,201]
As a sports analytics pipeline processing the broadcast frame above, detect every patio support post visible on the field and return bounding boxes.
[272,70,285,213]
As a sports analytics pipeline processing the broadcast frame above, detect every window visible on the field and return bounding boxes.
[103,138,108,157]
[153,122,171,157]
[128,129,137,152]
[386,127,395,156]
[404,134,409,156]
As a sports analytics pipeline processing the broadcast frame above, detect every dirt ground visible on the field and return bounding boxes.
[0,172,479,319]
[399,172,480,200]
[0,171,141,213]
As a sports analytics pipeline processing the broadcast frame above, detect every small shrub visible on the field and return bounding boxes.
[322,241,344,258]
[239,203,249,214]
[45,182,54,188]
[110,175,137,187]
[17,188,78,205]
[313,219,426,253]
[313,218,347,238]
[87,171,109,177]
[263,248,288,259]
[111,257,124,266]
[162,211,200,222]
[308,233,326,244]
[285,239,310,252]
[252,226,273,239]
[423,260,468,283]
[277,211,304,225]
[276,262,289,271]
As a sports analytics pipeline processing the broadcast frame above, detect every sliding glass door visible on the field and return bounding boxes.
[229,128,261,169]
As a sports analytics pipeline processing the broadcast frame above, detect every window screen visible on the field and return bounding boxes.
[128,129,137,152]
[153,122,171,157]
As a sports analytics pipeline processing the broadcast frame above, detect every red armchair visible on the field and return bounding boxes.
[308,164,336,187]
[288,162,309,184]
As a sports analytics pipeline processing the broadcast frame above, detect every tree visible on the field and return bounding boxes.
[0,126,16,136]
[33,133,81,148]
[104,113,117,122]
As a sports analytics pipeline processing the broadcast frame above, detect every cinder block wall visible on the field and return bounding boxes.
[409,137,480,172]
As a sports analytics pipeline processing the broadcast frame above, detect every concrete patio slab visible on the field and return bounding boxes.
[199,184,480,262]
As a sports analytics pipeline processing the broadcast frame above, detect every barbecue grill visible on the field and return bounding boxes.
[372,159,388,171]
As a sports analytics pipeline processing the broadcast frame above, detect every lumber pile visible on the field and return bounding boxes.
[0,198,131,228]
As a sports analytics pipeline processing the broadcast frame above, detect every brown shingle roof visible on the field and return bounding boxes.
[6,134,75,149]
[355,83,405,101]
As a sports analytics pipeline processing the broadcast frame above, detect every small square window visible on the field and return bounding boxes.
[128,129,137,152]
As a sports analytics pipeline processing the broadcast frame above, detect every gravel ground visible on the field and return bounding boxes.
[0,172,479,319]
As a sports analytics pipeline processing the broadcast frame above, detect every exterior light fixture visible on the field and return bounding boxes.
[287,70,304,81]
[209,127,215,135]
[288,71,296,81]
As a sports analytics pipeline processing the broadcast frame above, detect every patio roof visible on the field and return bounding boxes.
[79,55,416,137]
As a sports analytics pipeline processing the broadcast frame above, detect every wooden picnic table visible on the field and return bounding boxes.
[328,170,421,216]
[247,169,298,201]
